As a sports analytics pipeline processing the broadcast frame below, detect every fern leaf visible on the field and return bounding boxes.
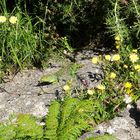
[58,99,94,140]
[44,100,60,140]
[58,97,79,131]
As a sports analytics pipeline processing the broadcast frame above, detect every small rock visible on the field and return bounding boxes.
[136,100,140,112]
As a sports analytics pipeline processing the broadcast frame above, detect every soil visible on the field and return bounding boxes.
[0,49,140,140]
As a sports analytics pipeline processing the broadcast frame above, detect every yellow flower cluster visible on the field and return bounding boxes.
[104,54,121,62]
[115,35,121,49]
[0,16,17,24]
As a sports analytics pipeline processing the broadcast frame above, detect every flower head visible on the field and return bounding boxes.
[112,54,120,61]
[129,53,139,63]
[123,65,128,69]
[115,35,121,41]
[63,85,70,91]
[87,89,94,95]
[132,49,137,53]
[97,84,105,90]
[116,45,120,49]
[0,16,6,23]
[134,64,140,71]
[105,55,111,61]
[124,82,132,89]
[123,94,132,104]
[9,16,17,24]
[92,57,98,64]
[110,72,116,79]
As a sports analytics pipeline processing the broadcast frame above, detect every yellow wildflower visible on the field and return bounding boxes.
[129,53,139,63]
[97,84,105,90]
[132,49,137,53]
[105,55,111,61]
[110,72,116,79]
[116,45,120,49]
[9,16,17,24]
[87,89,94,95]
[92,57,98,64]
[112,54,120,61]
[0,16,6,23]
[115,35,121,41]
[78,108,84,113]
[123,65,128,69]
[124,82,132,89]
[125,89,133,94]
[63,85,70,91]
[134,64,140,71]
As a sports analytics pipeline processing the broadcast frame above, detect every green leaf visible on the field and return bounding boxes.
[44,100,60,140]
[40,74,58,84]
[16,114,43,139]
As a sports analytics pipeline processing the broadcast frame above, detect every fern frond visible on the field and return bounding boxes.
[58,97,80,131]
[58,99,94,140]
[44,100,60,140]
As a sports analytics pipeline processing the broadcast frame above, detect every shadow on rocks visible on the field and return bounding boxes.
[129,106,140,127]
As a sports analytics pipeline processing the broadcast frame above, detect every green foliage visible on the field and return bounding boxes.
[44,100,60,139]
[86,134,117,140]
[0,123,16,140]
[15,114,43,139]
[0,1,47,74]
[0,97,95,140]
[0,114,43,140]
[44,97,94,140]
[106,0,140,50]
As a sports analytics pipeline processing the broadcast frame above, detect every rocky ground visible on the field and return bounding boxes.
[0,49,140,140]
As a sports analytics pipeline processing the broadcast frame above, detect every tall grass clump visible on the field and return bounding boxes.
[0,0,47,78]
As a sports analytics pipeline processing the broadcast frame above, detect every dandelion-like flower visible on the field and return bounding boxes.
[0,16,6,23]
[124,82,132,89]
[129,53,139,63]
[134,64,140,71]
[105,55,111,61]
[123,94,132,104]
[132,49,137,53]
[112,54,120,61]
[116,45,120,49]
[92,57,98,64]
[123,65,128,69]
[110,72,116,79]
[63,85,70,91]
[9,16,17,24]
[87,89,94,95]
[97,84,105,90]
[115,35,121,41]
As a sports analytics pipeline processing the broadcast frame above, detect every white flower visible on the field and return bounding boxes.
[123,94,132,104]
[106,126,115,134]
[126,104,132,109]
